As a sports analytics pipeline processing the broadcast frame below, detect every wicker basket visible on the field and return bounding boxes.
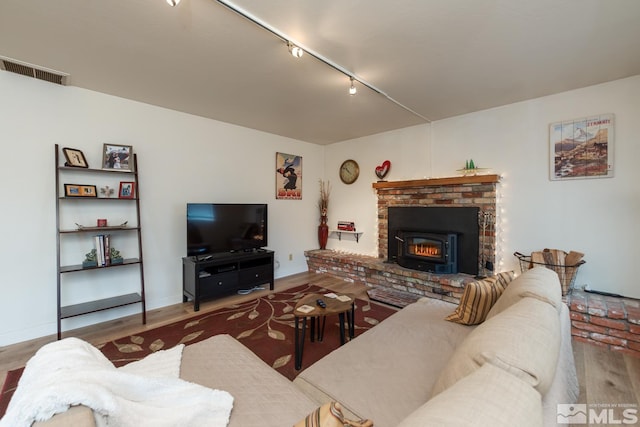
[514,251,585,296]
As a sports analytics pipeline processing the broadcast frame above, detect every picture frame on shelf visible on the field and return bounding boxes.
[118,181,135,199]
[64,184,98,197]
[62,147,88,168]
[103,144,133,171]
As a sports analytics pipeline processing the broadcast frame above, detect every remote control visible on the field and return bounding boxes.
[316,299,326,308]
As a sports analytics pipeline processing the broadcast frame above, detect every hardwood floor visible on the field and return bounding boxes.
[1,272,639,418]
[572,338,640,417]
[0,273,367,376]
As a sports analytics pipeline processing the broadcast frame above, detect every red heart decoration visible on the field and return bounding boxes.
[375,160,391,180]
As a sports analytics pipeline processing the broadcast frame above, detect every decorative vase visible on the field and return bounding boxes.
[318,215,329,249]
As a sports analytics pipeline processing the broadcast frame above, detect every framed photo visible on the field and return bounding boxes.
[103,144,133,171]
[64,184,97,197]
[118,181,135,199]
[549,113,614,180]
[62,147,88,168]
[275,152,302,200]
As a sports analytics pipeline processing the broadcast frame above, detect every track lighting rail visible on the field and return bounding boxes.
[214,0,431,122]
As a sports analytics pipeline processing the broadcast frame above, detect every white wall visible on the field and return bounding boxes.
[327,75,640,300]
[323,125,431,255]
[0,71,324,346]
[3,70,638,346]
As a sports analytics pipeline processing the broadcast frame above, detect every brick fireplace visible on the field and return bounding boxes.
[305,173,640,357]
[374,175,499,273]
[305,175,500,305]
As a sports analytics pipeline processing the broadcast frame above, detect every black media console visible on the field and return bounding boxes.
[182,249,274,311]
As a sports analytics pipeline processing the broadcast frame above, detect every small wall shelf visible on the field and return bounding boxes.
[330,230,363,243]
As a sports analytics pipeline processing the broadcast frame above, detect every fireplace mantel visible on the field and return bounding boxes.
[372,174,500,190]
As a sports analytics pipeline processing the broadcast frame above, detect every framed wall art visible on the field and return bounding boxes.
[103,144,133,171]
[549,113,614,180]
[64,184,98,197]
[62,147,88,168]
[118,181,135,199]
[276,152,302,200]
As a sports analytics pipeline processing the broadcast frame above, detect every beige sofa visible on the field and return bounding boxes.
[37,266,578,427]
[295,266,579,426]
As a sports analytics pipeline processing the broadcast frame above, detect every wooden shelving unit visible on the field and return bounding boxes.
[54,144,146,339]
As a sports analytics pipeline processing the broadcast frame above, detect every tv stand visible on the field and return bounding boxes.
[182,249,274,311]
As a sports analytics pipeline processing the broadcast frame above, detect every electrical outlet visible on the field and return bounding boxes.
[288,253,293,261]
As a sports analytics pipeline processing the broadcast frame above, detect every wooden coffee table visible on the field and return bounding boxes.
[293,293,355,370]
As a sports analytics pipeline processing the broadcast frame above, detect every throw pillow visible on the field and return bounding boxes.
[445,271,515,325]
[494,270,516,289]
[294,402,373,427]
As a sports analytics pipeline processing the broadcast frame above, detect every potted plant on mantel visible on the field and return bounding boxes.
[318,179,331,249]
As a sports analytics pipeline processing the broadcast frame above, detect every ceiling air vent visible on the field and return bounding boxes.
[0,56,68,85]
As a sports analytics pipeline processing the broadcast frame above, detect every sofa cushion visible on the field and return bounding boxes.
[294,297,475,427]
[397,363,543,427]
[431,296,561,397]
[445,271,515,325]
[180,334,318,427]
[486,267,562,320]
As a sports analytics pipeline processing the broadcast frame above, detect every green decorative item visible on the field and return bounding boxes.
[110,248,124,264]
[458,159,489,176]
[82,249,98,268]
[82,248,123,268]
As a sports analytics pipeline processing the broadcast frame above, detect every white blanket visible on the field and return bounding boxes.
[0,337,233,427]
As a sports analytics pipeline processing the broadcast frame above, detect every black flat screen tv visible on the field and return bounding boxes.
[187,203,267,256]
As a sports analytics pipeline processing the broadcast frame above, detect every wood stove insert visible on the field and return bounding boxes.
[396,231,458,274]
[388,206,479,275]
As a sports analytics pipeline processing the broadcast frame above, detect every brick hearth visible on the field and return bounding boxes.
[305,249,476,305]
[566,290,640,358]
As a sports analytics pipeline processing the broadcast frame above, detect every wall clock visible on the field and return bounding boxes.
[339,159,360,184]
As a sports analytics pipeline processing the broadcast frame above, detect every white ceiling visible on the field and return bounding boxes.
[1,0,639,145]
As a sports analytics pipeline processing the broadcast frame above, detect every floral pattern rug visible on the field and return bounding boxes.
[98,283,397,379]
[0,283,398,418]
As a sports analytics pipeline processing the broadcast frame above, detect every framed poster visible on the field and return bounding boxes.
[549,114,614,180]
[276,152,302,200]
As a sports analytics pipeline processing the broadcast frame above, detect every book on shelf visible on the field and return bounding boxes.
[94,234,111,266]
[104,234,111,266]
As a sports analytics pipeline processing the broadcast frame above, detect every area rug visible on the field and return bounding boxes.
[0,283,397,418]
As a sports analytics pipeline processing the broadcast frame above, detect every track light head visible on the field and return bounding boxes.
[287,42,304,58]
[166,0,181,6]
[349,78,357,96]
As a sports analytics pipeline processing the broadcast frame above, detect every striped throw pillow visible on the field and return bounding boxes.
[494,270,516,290]
[445,271,515,325]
